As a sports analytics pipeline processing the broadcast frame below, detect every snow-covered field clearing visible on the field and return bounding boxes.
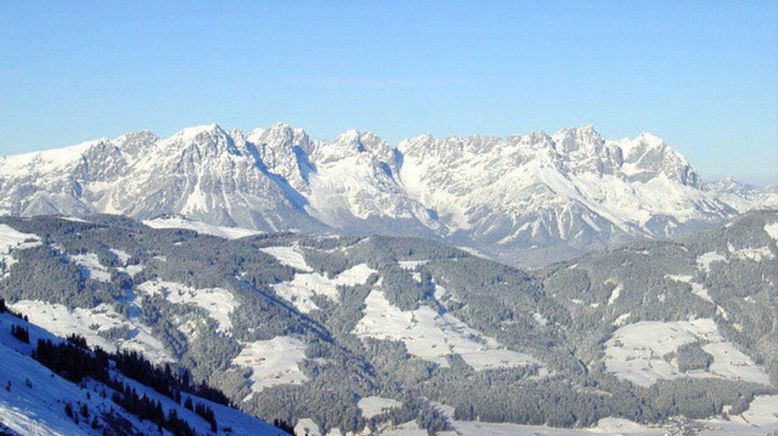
[697,395,778,434]
[665,274,713,303]
[604,318,770,387]
[295,418,322,436]
[0,223,41,278]
[69,252,112,282]
[398,260,428,270]
[377,400,778,435]
[353,289,540,371]
[606,282,622,305]
[10,300,173,363]
[358,396,403,419]
[765,222,778,243]
[109,248,131,263]
[271,263,377,313]
[143,216,263,239]
[260,245,313,271]
[696,251,727,272]
[135,280,238,333]
[375,401,664,435]
[438,417,660,436]
[231,336,308,400]
[727,242,774,262]
[109,247,145,276]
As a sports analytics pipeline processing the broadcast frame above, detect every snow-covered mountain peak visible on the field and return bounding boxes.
[704,176,755,193]
[112,130,159,153]
[605,133,699,187]
[327,129,393,160]
[0,138,107,175]
[551,124,604,153]
[247,122,311,151]
[157,123,243,157]
[171,123,224,141]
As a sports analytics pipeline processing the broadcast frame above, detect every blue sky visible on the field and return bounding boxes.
[1,1,776,184]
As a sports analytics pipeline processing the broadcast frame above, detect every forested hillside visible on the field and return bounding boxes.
[0,212,776,434]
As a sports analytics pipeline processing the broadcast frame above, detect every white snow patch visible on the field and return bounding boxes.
[606,283,622,305]
[260,245,312,272]
[666,274,715,304]
[70,252,112,282]
[143,217,263,239]
[613,312,631,326]
[272,264,377,313]
[110,248,131,263]
[232,336,308,400]
[295,418,322,436]
[533,312,548,326]
[698,394,778,434]
[727,243,774,262]
[60,216,90,223]
[136,280,238,333]
[697,251,727,273]
[0,224,41,278]
[10,300,173,363]
[604,319,771,388]
[398,260,428,270]
[436,417,660,435]
[734,395,778,426]
[108,246,143,277]
[358,396,403,418]
[121,264,145,277]
[433,281,448,301]
[353,290,541,371]
[765,222,778,242]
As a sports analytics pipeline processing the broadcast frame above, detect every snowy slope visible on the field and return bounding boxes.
[2,123,775,267]
[143,216,264,239]
[0,312,282,435]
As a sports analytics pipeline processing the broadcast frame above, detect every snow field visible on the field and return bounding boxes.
[231,336,308,400]
[697,251,727,272]
[358,396,403,419]
[727,242,774,262]
[10,300,173,364]
[143,216,263,239]
[398,260,428,270]
[604,319,770,387]
[353,290,540,371]
[135,280,238,333]
[70,253,112,283]
[260,245,313,271]
[271,263,377,313]
[0,224,41,278]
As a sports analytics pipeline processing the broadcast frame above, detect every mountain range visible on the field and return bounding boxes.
[2,123,775,267]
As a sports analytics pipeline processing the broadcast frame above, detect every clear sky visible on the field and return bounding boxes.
[1,1,776,184]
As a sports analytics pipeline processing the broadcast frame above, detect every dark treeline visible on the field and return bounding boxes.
[0,297,28,322]
[113,349,231,406]
[110,380,197,436]
[28,333,221,435]
[10,324,29,343]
